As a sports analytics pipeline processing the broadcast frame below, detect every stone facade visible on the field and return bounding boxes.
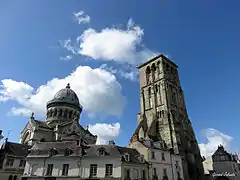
[132,54,204,180]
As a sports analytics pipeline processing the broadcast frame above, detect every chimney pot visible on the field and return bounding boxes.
[109,140,115,145]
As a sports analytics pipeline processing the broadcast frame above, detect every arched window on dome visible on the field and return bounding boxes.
[64,109,68,118]
[49,110,52,118]
[59,109,63,117]
[69,111,72,118]
[53,109,57,117]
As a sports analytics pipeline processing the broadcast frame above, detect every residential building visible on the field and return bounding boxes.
[203,145,240,180]
[129,136,184,180]
[0,138,31,180]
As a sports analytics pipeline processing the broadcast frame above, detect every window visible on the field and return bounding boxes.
[153,168,157,175]
[90,164,97,177]
[176,161,179,167]
[6,158,14,166]
[98,148,105,156]
[142,170,146,179]
[13,176,17,180]
[126,169,130,178]
[8,175,12,180]
[62,164,69,176]
[161,153,165,161]
[172,92,177,104]
[125,153,130,161]
[176,134,181,144]
[177,172,180,179]
[151,151,155,159]
[148,87,153,108]
[64,148,72,156]
[46,164,53,176]
[105,164,113,177]
[19,160,25,167]
[163,168,167,176]
[49,148,58,156]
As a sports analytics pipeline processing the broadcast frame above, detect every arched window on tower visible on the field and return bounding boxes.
[145,66,151,84]
[148,87,153,108]
[151,64,156,81]
[156,121,160,134]
[157,61,160,75]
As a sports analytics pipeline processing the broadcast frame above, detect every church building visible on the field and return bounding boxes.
[20,84,149,180]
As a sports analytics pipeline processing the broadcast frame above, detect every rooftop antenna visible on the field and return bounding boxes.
[7,130,11,139]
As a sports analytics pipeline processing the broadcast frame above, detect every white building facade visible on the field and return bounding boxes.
[23,141,148,180]
[129,136,184,180]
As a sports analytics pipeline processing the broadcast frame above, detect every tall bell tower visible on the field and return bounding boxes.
[136,54,204,180]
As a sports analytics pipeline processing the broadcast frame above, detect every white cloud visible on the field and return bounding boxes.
[0,66,126,118]
[8,107,31,116]
[73,11,90,24]
[61,18,157,65]
[88,122,120,144]
[60,55,73,61]
[99,64,139,82]
[198,128,233,158]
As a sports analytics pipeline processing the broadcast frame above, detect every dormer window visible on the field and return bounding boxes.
[139,155,144,162]
[124,153,130,162]
[64,148,72,156]
[98,147,106,156]
[49,148,58,156]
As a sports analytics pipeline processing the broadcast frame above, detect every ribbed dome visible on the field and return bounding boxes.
[47,83,82,110]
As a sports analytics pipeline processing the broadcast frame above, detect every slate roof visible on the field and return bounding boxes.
[28,141,83,157]
[33,120,52,129]
[84,144,147,164]
[1,141,31,157]
[27,141,147,164]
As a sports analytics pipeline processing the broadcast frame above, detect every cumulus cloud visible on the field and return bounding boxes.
[60,18,157,65]
[99,64,139,82]
[8,107,31,116]
[88,122,120,144]
[0,66,126,118]
[73,11,90,24]
[198,128,233,158]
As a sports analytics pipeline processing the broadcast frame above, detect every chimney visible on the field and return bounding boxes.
[109,140,115,146]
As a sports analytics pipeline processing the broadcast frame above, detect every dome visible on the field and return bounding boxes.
[47,83,82,111]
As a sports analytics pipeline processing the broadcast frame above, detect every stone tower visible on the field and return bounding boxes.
[135,54,204,180]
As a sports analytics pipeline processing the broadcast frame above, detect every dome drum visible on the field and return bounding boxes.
[45,84,82,128]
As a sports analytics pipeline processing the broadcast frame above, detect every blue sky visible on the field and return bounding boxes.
[0,0,239,157]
